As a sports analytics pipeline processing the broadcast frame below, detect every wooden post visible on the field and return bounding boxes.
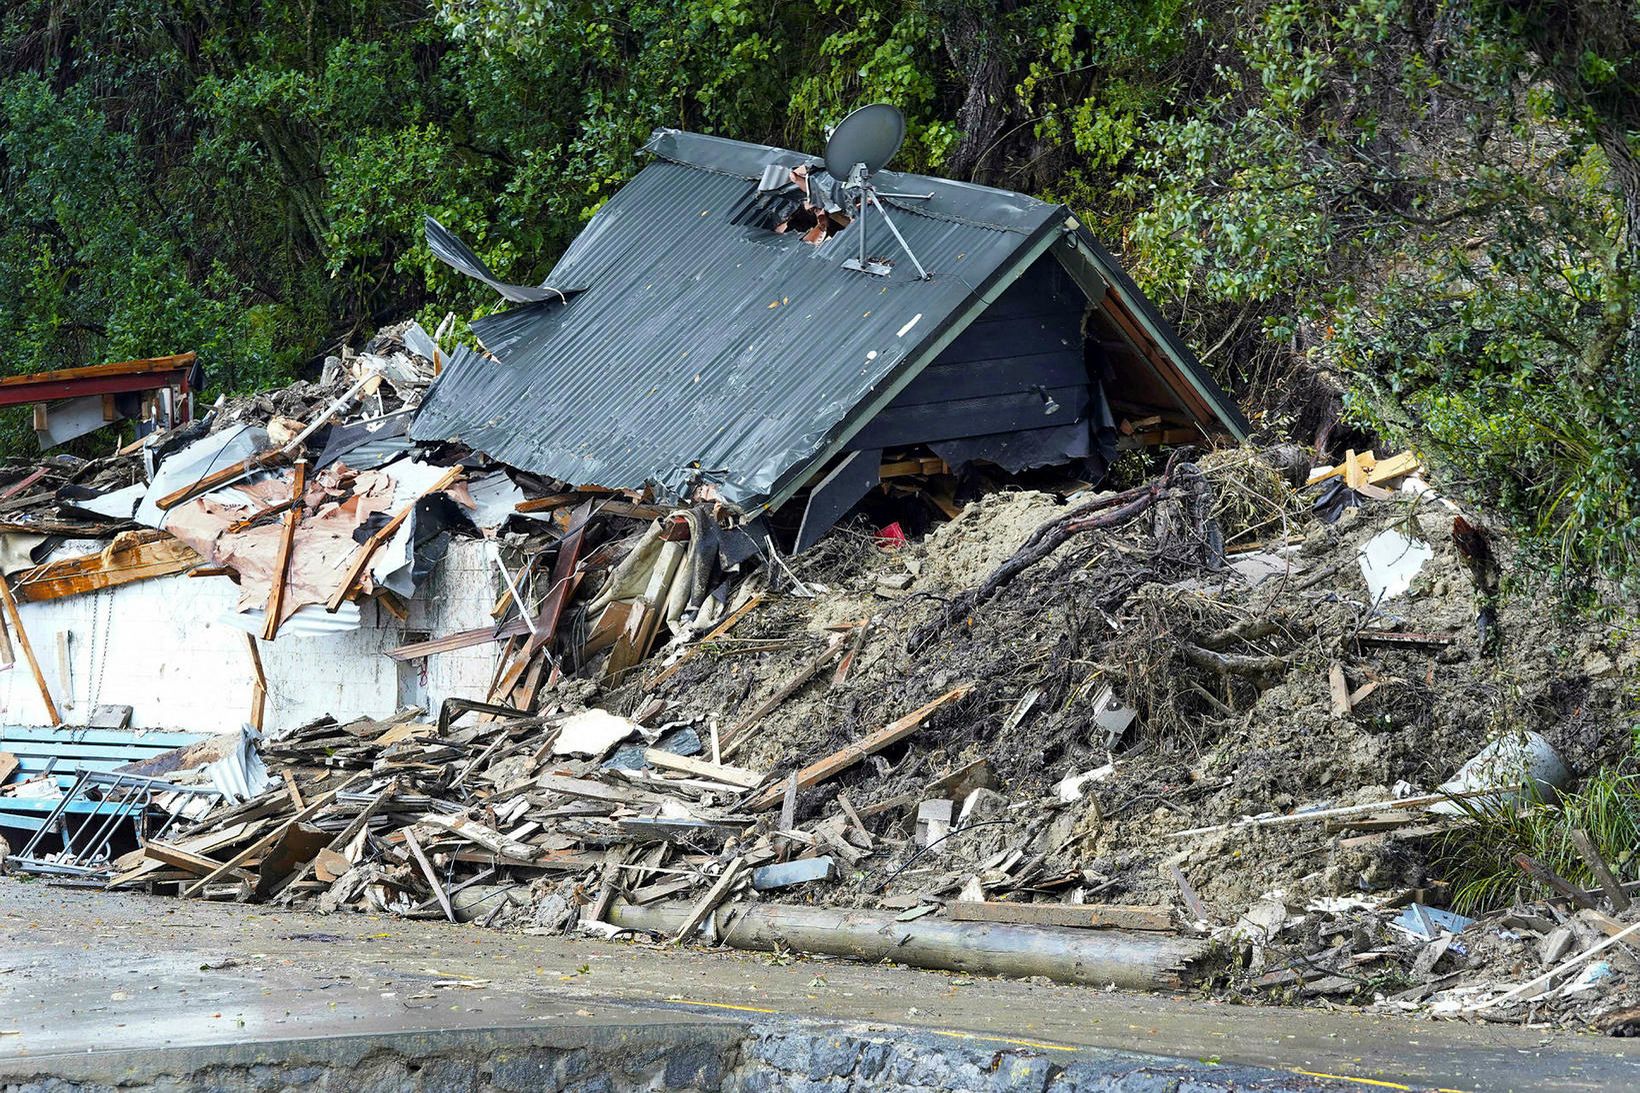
[244,633,267,731]
[1570,830,1631,911]
[0,596,15,668]
[0,573,59,724]
[262,459,307,640]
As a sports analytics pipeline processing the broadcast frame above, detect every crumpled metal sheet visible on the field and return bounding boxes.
[412,130,1064,509]
[136,423,269,529]
[316,410,413,471]
[424,214,584,305]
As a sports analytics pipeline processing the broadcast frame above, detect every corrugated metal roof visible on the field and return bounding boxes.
[411,129,1241,509]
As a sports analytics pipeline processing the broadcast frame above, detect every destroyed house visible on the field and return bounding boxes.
[413,129,1248,548]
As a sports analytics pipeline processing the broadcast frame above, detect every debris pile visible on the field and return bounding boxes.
[3,364,1635,1027]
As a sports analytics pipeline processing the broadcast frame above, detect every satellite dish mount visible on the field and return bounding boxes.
[824,105,933,280]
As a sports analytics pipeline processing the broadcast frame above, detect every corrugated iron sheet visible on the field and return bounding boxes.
[412,130,1064,509]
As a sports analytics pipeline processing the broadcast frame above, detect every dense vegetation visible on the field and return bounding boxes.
[1,0,1636,585]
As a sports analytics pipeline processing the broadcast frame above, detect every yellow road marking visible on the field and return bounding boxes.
[668,998,778,1014]
[930,1029,1079,1053]
[1295,1069,1466,1092]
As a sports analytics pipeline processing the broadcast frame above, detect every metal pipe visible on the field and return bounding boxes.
[607,901,1209,992]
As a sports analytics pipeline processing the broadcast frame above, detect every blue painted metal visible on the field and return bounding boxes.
[0,724,210,834]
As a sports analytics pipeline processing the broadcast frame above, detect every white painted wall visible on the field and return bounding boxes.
[0,539,503,736]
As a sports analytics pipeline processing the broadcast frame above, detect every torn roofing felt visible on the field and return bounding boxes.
[412,129,1247,511]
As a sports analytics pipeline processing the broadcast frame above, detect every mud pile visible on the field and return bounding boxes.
[622,449,1638,1025]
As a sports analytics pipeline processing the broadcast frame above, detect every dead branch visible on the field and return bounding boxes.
[907,470,1177,652]
[1179,642,1292,677]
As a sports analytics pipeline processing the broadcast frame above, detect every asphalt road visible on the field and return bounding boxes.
[1,881,1635,1091]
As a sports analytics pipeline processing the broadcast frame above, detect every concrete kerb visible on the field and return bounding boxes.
[0,1013,1348,1092]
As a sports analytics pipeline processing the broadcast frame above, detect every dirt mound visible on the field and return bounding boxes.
[624,448,1637,1024]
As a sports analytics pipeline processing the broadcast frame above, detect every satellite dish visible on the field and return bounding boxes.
[824,103,906,181]
[822,105,932,280]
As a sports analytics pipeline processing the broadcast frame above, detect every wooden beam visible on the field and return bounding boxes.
[0,468,48,502]
[946,901,1174,932]
[0,594,15,669]
[642,749,766,790]
[243,633,267,732]
[182,774,362,897]
[0,573,58,724]
[1570,830,1631,911]
[675,856,746,943]
[262,459,307,640]
[13,530,201,603]
[156,447,288,511]
[746,684,973,810]
[326,466,462,611]
[721,631,850,754]
[1515,853,1598,910]
[141,841,240,879]
[404,827,456,923]
[385,617,533,661]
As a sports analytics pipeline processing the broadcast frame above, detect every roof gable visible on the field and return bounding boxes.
[411,130,1244,508]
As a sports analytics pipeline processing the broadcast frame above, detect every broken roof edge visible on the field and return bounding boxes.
[759,216,1249,516]
[1057,226,1250,442]
[642,128,1058,236]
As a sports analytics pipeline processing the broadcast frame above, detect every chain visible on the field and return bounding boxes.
[89,589,109,713]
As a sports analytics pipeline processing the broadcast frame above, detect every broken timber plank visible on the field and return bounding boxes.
[643,593,765,691]
[157,448,288,511]
[12,530,201,603]
[745,684,973,810]
[421,814,539,862]
[1515,853,1598,910]
[141,841,242,879]
[1328,661,1351,718]
[0,573,59,724]
[1170,865,1211,924]
[386,616,533,661]
[244,634,267,731]
[327,466,462,611]
[946,901,1175,932]
[182,774,362,897]
[1570,829,1631,911]
[721,631,852,754]
[404,827,456,923]
[641,749,766,790]
[262,459,307,640]
[0,596,14,668]
[1366,450,1421,485]
[107,822,254,888]
[675,855,746,943]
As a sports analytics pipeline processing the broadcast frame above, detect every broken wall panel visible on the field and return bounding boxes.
[0,539,501,736]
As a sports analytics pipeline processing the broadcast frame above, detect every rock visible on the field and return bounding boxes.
[1538,926,1575,966]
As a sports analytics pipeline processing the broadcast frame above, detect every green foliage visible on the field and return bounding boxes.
[1434,767,1640,913]
[1,0,1638,593]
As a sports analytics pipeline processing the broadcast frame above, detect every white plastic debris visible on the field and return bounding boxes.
[1357,528,1433,601]
[1056,763,1116,803]
[1430,729,1571,814]
[1090,684,1138,747]
[551,710,641,759]
[203,727,276,802]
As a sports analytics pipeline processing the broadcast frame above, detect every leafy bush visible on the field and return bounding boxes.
[2,0,1637,593]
